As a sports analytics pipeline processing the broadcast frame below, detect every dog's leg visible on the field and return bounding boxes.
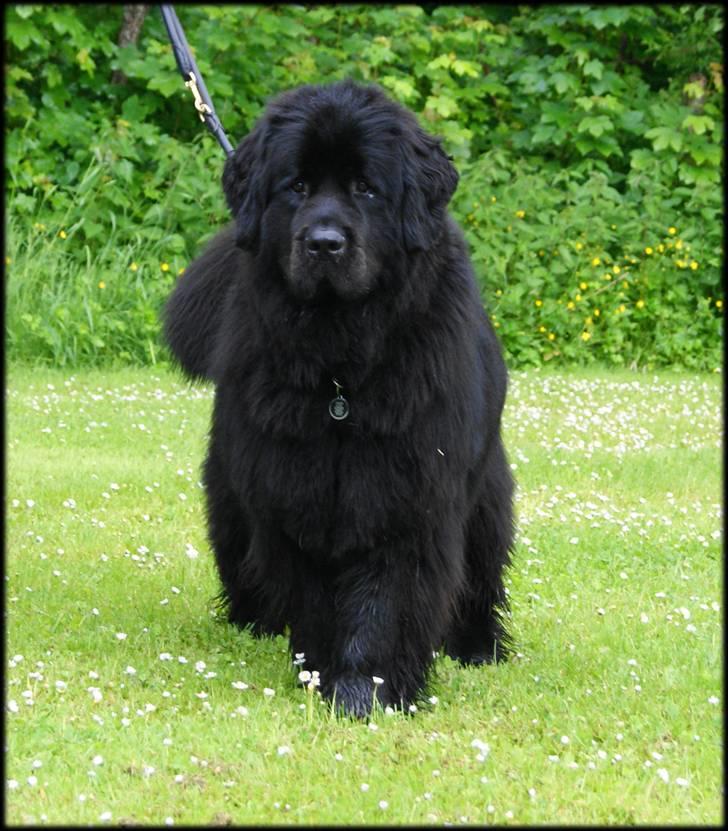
[203,449,285,636]
[286,555,337,680]
[444,439,514,664]
[322,523,463,718]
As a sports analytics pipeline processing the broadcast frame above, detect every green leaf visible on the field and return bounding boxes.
[583,59,603,80]
[551,71,578,94]
[681,114,714,135]
[451,59,480,78]
[147,74,185,98]
[645,126,683,153]
[425,94,459,118]
[577,115,613,137]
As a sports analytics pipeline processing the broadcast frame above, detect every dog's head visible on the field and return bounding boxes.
[221,81,458,303]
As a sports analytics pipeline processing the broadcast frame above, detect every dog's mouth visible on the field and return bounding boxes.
[287,241,372,304]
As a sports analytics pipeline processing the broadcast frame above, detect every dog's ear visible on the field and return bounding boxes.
[400,126,459,253]
[222,121,269,250]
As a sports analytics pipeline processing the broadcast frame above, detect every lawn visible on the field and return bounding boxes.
[5,364,723,825]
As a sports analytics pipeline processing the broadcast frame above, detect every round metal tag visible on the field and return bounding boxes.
[329,395,350,421]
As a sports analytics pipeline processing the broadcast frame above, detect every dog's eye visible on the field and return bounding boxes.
[291,179,307,195]
[354,179,373,195]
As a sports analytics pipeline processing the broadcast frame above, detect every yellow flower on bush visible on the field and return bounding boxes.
[567,301,575,310]
[584,316,593,326]
[575,293,582,302]
[515,210,525,219]
[636,299,645,309]
[622,280,629,289]
[178,267,185,276]
[675,240,683,250]
[581,331,591,342]
[676,260,686,268]
[575,242,583,251]
[579,281,588,290]
[98,281,106,289]
[612,265,620,274]
[591,257,601,267]
[161,262,170,272]
[548,332,555,341]
[534,299,542,307]
[644,246,653,255]
[594,308,600,317]
[129,262,138,272]
[59,229,67,239]
[538,325,546,333]
[690,261,698,271]
[668,226,677,235]
[716,299,723,310]
[491,196,497,203]
[495,289,502,297]
[617,304,626,313]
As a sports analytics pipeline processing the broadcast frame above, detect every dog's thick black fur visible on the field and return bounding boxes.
[164,80,514,717]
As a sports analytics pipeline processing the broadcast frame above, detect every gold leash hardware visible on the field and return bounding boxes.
[184,72,212,122]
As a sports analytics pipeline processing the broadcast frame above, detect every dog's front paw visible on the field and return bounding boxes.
[326,671,379,719]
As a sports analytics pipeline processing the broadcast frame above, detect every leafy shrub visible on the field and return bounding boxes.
[5,4,723,370]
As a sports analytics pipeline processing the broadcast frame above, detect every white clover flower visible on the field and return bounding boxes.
[232,681,249,690]
[298,670,312,684]
[372,676,384,685]
[263,687,275,697]
[471,739,490,756]
[277,746,291,756]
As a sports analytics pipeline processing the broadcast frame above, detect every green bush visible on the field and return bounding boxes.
[5,4,723,370]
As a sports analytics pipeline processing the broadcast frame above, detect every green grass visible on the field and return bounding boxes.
[5,365,722,825]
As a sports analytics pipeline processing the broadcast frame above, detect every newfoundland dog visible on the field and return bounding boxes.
[164,80,514,717]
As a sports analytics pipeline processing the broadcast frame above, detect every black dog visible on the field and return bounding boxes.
[164,80,514,717]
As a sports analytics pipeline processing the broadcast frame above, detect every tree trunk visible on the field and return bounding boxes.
[112,5,150,85]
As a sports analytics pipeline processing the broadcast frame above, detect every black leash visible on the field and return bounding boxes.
[159,4,234,157]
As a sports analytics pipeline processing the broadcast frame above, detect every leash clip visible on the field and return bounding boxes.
[184,72,212,122]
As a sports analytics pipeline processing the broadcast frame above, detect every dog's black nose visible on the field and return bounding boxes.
[306,226,346,258]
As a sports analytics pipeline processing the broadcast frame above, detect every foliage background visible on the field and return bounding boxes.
[5,4,724,370]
